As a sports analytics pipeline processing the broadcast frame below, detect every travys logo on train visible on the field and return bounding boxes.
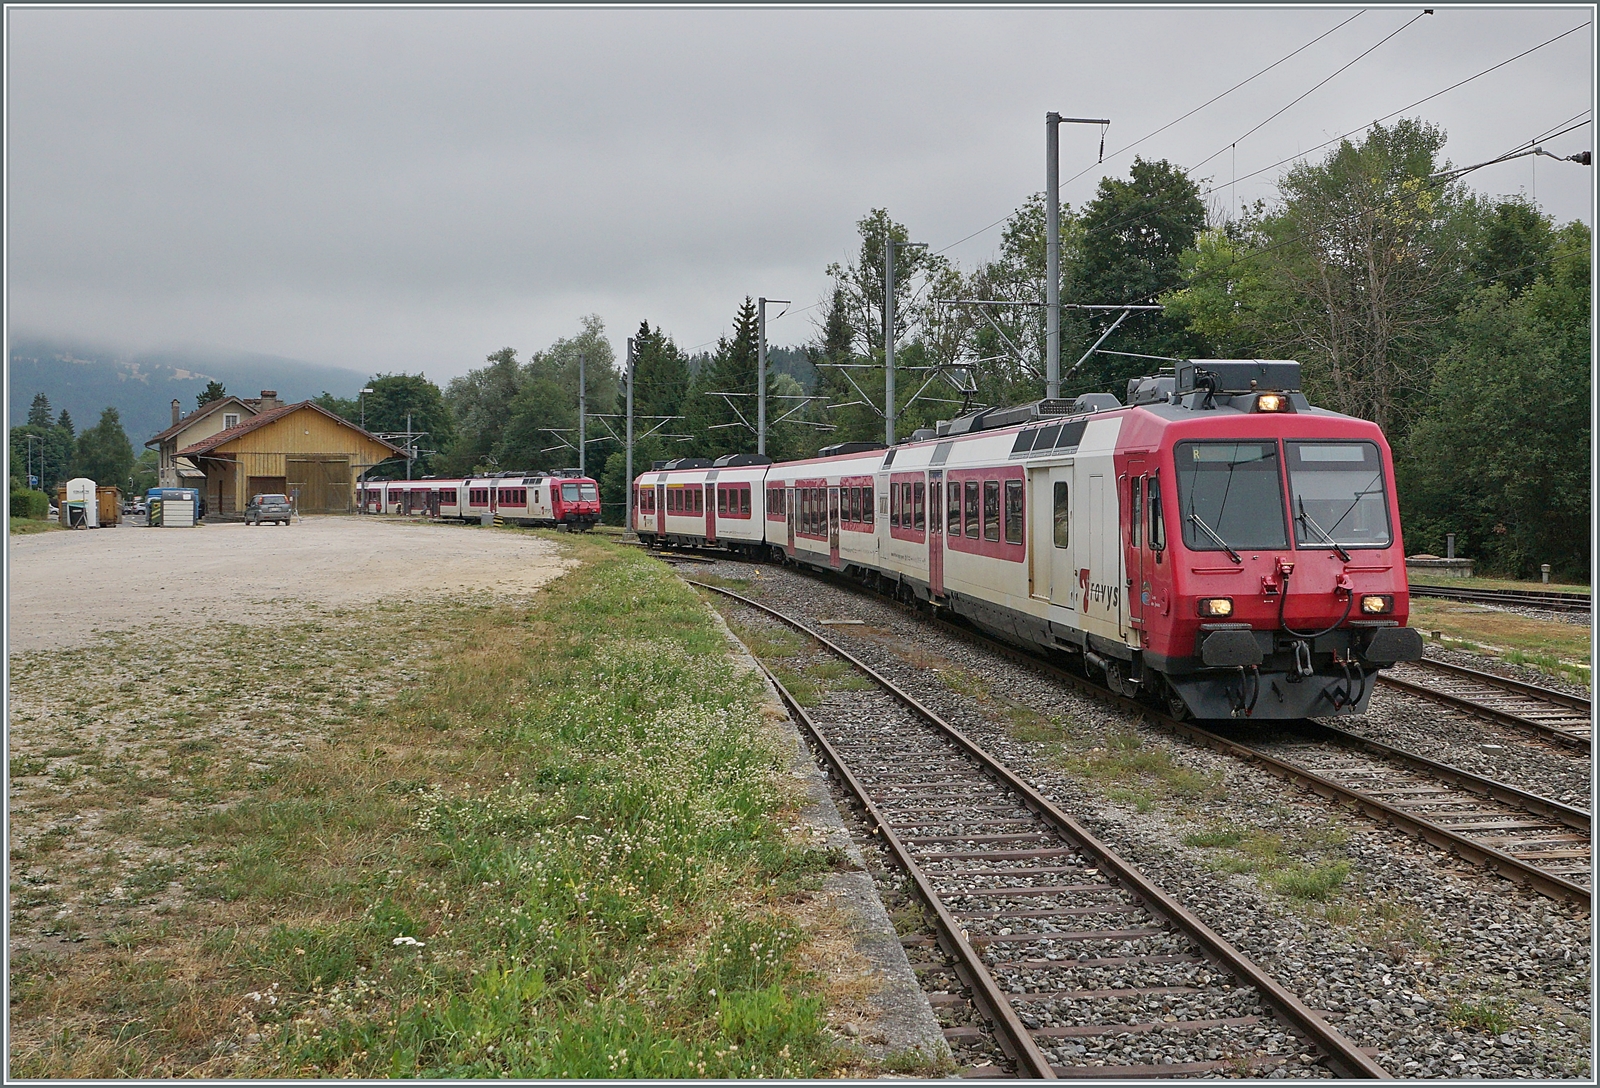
[1080,567,1120,611]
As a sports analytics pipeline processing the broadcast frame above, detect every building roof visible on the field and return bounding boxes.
[176,400,404,458]
[144,394,258,448]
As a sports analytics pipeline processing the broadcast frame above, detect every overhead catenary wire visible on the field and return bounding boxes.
[1188,9,1434,175]
[933,16,1588,263]
[1064,9,1369,190]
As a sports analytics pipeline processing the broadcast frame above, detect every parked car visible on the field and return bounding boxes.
[246,493,293,525]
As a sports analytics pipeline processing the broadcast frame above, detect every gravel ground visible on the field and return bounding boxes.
[6,516,573,652]
[688,558,1593,1080]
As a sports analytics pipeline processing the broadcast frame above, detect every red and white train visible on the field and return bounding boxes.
[358,471,602,529]
[632,360,1423,719]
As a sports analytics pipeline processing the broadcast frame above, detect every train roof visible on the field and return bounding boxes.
[635,360,1382,482]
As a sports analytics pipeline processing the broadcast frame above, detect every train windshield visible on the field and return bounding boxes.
[1285,441,1391,548]
[561,483,581,501]
[579,483,599,501]
[1174,441,1288,550]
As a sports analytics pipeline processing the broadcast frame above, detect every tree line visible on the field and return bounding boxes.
[11,116,1585,577]
[8,395,154,515]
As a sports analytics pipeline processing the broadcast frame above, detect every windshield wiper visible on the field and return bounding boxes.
[1297,498,1352,561]
[1188,513,1242,564]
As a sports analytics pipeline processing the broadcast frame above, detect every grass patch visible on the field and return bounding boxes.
[1449,997,1515,1035]
[1185,820,1352,903]
[9,516,64,535]
[1407,597,1590,688]
[1411,574,1589,594]
[1060,729,1223,807]
[7,535,857,1078]
[1264,861,1350,902]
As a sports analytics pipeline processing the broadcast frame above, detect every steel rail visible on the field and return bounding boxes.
[1305,721,1590,833]
[695,559,1592,907]
[1377,665,1591,752]
[901,603,1593,907]
[1408,584,1591,612]
[692,579,1390,1080]
[764,670,1056,1079]
[1411,657,1591,712]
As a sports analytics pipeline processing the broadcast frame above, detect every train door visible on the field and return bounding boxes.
[1080,472,1123,635]
[828,487,840,566]
[1044,467,1076,610]
[705,483,716,543]
[655,484,665,534]
[1125,460,1148,633]
[928,470,944,597]
[786,487,796,556]
[1028,468,1051,601]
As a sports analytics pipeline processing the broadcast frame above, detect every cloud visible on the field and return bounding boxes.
[7,6,1591,378]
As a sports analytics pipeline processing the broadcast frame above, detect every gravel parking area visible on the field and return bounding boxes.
[6,517,573,653]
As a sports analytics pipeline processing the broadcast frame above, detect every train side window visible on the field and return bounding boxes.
[947,481,960,535]
[901,484,913,528]
[889,483,900,527]
[1148,475,1165,550]
[913,482,925,530]
[1130,477,1143,548]
[984,480,1001,541]
[965,480,979,538]
[1004,480,1024,545]
[1053,482,1069,548]
[717,487,726,515]
[743,487,751,515]
[848,487,859,523]
[863,485,874,525]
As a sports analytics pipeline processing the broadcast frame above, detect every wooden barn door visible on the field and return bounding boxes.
[287,457,351,513]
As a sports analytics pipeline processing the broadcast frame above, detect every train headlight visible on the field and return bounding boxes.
[1197,597,1234,617]
[1360,594,1394,614]
[1256,393,1285,412]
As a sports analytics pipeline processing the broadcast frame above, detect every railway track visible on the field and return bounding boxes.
[676,553,1591,908]
[1407,583,1591,613]
[694,580,1387,1079]
[1379,658,1592,752]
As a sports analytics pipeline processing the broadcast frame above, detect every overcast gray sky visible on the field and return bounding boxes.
[6,4,1594,381]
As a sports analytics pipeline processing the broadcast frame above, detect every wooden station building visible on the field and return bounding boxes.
[170,399,403,515]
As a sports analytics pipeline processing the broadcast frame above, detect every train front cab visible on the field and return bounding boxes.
[1114,374,1423,720]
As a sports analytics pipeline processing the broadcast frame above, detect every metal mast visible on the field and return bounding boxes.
[1045,113,1110,400]
[577,351,586,475]
[757,297,791,456]
[624,337,635,535]
[884,239,896,446]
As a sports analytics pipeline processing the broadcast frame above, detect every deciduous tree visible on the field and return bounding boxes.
[69,407,136,490]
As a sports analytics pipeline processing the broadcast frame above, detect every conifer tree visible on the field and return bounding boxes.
[27,393,52,427]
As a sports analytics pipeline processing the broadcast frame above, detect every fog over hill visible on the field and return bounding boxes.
[7,337,367,443]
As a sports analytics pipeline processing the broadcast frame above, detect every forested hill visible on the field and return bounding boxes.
[7,337,367,444]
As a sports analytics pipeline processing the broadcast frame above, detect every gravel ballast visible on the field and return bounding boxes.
[687,558,1593,1080]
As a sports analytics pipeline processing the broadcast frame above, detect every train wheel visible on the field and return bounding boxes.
[1104,660,1128,697]
[1163,683,1191,722]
